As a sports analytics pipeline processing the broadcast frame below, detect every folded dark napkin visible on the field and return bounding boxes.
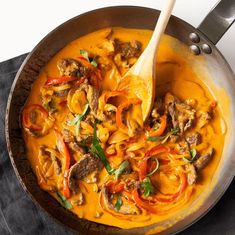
[0,54,235,235]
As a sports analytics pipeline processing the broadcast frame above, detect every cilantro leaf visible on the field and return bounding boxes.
[147,127,179,142]
[115,194,123,211]
[147,136,165,142]
[43,98,57,113]
[90,122,130,177]
[90,122,113,174]
[67,104,90,137]
[57,192,72,209]
[80,49,89,61]
[183,149,198,163]
[113,160,130,179]
[80,49,98,67]
[140,178,155,197]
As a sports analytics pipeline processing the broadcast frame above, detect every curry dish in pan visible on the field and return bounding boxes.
[22,28,225,229]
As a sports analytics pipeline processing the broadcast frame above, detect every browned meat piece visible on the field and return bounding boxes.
[165,93,195,133]
[68,142,85,155]
[63,129,91,155]
[169,135,180,143]
[83,171,99,184]
[76,135,93,147]
[54,89,69,97]
[194,148,214,171]
[124,179,141,191]
[114,39,142,60]
[121,161,132,175]
[62,129,74,143]
[185,164,197,185]
[86,85,99,114]
[102,187,139,215]
[176,141,190,155]
[151,98,164,119]
[68,154,103,193]
[57,58,89,78]
[83,113,95,126]
[79,83,99,114]
[186,132,201,146]
[197,111,212,128]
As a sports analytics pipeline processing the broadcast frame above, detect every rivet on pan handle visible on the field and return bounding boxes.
[197,0,235,45]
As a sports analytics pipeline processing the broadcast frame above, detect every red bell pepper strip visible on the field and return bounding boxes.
[149,114,167,137]
[116,98,142,129]
[133,188,157,214]
[106,180,125,194]
[139,145,170,180]
[75,76,86,86]
[22,104,49,131]
[145,145,170,158]
[139,160,148,181]
[54,128,71,199]
[45,76,77,86]
[59,100,67,106]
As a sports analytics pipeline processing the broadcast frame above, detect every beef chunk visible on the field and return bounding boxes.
[194,148,214,171]
[185,164,197,185]
[86,85,99,114]
[165,93,196,133]
[176,141,190,155]
[54,89,70,97]
[102,187,139,215]
[198,111,212,128]
[68,154,103,193]
[79,83,99,114]
[62,129,74,143]
[57,58,89,78]
[186,132,201,146]
[151,98,164,119]
[68,142,85,155]
[114,39,142,60]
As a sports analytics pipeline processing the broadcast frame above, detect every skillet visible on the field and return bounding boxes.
[5,0,235,234]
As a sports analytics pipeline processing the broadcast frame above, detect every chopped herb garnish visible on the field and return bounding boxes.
[80,49,89,61]
[183,148,197,163]
[140,178,155,197]
[115,194,123,211]
[57,192,73,209]
[147,127,179,142]
[90,60,98,67]
[90,122,113,174]
[80,49,98,67]
[113,160,130,179]
[171,127,180,135]
[43,98,57,113]
[67,104,90,137]
[190,149,197,159]
[147,136,165,142]
[90,122,130,177]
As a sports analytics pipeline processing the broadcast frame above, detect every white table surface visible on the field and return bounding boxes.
[1,0,235,72]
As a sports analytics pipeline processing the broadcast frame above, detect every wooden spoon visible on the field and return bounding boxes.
[117,0,176,121]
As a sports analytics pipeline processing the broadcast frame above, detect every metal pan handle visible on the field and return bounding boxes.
[198,0,235,45]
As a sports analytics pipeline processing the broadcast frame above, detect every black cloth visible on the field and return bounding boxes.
[0,54,235,235]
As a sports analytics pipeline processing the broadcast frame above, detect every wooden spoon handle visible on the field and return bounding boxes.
[133,0,176,75]
[149,0,176,52]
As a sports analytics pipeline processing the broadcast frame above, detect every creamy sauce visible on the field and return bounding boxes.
[23,28,225,229]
